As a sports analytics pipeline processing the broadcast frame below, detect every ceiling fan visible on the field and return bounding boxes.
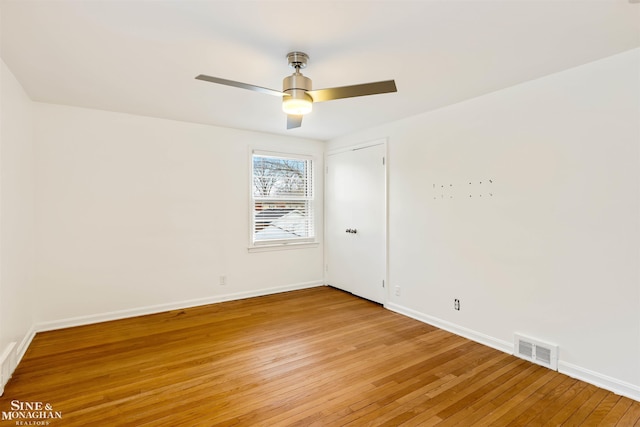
[195,52,397,129]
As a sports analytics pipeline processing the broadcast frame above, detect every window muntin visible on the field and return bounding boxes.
[251,152,314,245]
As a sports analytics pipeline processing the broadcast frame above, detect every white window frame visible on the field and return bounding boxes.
[249,150,317,251]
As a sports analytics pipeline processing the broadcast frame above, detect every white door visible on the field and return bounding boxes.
[325,142,386,304]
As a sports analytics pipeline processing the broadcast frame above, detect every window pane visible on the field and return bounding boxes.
[253,156,310,198]
[254,201,312,241]
[252,153,314,244]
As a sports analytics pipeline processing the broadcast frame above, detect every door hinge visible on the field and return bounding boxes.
[382,157,385,165]
[382,279,385,288]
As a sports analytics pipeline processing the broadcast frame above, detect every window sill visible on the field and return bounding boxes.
[248,242,320,253]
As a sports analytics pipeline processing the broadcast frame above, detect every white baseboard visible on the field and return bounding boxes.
[36,281,324,333]
[17,326,36,363]
[559,361,640,402]
[385,301,640,403]
[0,342,17,396]
[385,302,513,354]
[1,326,36,396]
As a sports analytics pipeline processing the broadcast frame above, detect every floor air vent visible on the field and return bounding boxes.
[514,334,558,371]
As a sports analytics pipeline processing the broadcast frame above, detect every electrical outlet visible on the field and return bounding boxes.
[454,299,460,311]
[395,286,401,296]
[219,275,227,286]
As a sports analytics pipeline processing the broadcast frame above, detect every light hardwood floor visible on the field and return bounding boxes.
[1,286,639,426]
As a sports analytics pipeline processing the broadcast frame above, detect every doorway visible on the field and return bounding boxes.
[325,140,387,304]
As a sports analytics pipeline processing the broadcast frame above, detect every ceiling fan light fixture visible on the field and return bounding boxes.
[282,93,313,115]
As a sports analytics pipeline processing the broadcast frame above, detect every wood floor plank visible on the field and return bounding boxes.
[471,368,559,426]
[542,383,599,426]
[525,379,589,424]
[561,387,609,426]
[597,397,634,426]
[376,354,520,426]
[0,286,638,426]
[388,357,526,427]
[619,402,640,426]
[431,363,547,426]
[584,393,623,424]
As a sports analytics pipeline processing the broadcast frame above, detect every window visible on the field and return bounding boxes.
[251,151,314,246]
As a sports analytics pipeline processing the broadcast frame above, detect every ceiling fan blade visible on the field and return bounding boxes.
[195,74,286,97]
[287,114,303,129]
[307,80,397,103]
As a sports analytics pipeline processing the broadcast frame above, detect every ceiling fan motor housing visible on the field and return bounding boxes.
[283,72,312,96]
[282,72,313,115]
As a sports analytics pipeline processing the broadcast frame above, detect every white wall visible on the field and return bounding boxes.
[0,59,36,361]
[33,104,324,327]
[328,48,640,398]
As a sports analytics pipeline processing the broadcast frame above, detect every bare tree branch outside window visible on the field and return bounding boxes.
[253,158,307,197]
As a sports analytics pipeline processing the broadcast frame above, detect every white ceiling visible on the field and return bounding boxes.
[1,1,639,141]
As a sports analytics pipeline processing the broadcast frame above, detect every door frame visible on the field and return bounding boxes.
[324,138,389,305]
